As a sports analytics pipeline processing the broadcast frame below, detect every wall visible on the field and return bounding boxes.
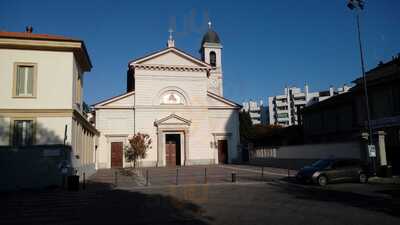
[0,49,74,109]
[95,108,135,168]
[134,60,211,165]
[0,116,71,146]
[249,142,362,169]
[0,48,97,178]
[209,109,240,163]
[0,145,72,191]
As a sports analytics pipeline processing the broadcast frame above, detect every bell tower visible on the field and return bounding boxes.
[200,21,223,96]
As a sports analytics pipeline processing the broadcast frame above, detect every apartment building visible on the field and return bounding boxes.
[268,84,350,126]
[242,100,269,125]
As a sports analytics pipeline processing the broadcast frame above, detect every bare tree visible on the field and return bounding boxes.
[125,133,152,168]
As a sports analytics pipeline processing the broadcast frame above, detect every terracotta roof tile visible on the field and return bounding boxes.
[0,31,81,42]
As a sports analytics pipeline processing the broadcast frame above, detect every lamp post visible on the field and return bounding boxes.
[347,0,375,171]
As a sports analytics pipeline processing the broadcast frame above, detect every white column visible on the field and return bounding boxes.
[156,129,164,167]
[378,131,387,166]
[184,130,189,165]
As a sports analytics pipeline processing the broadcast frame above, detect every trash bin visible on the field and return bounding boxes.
[67,175,79,191]
[387,165,393,178]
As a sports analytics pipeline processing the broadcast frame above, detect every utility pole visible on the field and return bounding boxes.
[347,0,375,171]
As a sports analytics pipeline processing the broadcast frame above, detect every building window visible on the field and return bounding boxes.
[210,51,216,67]
[13,63,37,98]
[12,119,35,146]
[277,113,288,118]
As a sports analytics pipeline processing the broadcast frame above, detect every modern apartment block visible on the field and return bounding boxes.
[268,84,350,126]
[242,100,269,125]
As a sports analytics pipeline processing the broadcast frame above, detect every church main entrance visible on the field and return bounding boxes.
[165,134,181,167]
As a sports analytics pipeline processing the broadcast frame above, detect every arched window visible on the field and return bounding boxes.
[210,51,216,67]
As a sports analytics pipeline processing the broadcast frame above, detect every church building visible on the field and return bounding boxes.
[93,24,241,168]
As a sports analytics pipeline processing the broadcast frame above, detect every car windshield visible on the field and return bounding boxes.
[311,159,333,169]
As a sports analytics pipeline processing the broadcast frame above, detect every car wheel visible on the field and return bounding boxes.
[318,175,328,186]
[359,173,368,183]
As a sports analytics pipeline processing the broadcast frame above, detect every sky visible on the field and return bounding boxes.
[1,0,399,105]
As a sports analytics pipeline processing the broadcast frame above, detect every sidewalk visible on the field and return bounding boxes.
[368,176,400,185]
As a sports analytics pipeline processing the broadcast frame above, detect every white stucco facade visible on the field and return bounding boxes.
[0,32,99,178]
[94,30,241,168]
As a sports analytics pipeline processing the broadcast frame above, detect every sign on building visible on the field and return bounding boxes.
[368,145,376,157]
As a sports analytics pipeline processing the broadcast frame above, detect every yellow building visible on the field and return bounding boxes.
[0,28,98,189]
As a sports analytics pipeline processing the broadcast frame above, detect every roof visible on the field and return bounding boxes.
[207,91,242,109]
[301,91,355,113]
[128,46,211,68]
[92,91,135,107]
[201,29,221,45]
[0,31,81,42]
[0,31,92,71]
[353,56,400,85]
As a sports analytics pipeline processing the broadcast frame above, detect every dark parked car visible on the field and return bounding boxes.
[296,159,370,186]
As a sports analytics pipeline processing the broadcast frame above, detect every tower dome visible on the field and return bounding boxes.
[201,21,221,45]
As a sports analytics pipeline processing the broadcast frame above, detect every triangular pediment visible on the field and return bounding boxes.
[154,114,191,126]
[207,92,242,109]
[130,47,210,68]
[93,91,134,108]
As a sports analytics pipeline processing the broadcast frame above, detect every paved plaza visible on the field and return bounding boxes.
[1,165,399,225]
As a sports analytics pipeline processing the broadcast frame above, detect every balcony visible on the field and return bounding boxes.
[275,101,287,107]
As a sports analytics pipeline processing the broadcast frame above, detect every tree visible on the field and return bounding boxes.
[239,111,253,143]
[125,132,152,168]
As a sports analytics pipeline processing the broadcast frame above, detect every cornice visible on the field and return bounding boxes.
[133,64,210,72]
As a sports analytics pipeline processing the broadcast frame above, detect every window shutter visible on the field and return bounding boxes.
[16,66,26,96]
[27,67,34,95]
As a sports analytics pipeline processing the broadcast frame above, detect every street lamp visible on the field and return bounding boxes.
[347,0,375,170]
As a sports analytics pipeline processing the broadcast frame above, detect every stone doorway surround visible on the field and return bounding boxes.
[105,134,128,168]
[154,114,191,167]
[212,132,232,164]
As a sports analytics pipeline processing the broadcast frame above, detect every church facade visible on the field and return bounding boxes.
[93,26,241,168]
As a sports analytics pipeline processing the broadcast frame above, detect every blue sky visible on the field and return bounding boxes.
[1,0,399,105]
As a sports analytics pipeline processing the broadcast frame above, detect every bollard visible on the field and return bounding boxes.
[114,171,118,187]
[146,169,149,186]
[204,167,207,184]
[261,167,264,179]
[231,172,237,183]
[176,168,179,185]
[82,172,86,190]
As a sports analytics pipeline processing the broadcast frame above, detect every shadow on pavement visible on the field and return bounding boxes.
[275,177,400,218]
[0,181,211,225]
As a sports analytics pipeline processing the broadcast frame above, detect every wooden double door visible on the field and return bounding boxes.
[165,134,181,167]
[218,140,228,164]
[165,141,177,167]
[111,142,123,168]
